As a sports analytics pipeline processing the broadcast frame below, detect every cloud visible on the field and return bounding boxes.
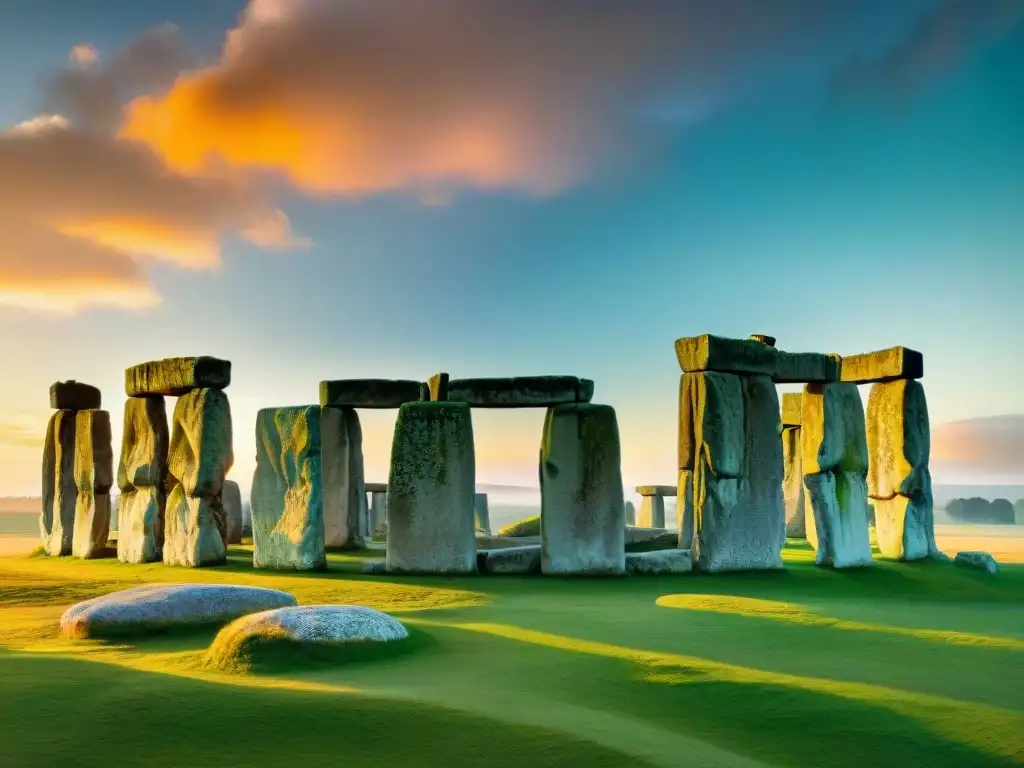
[118,0,852,199]
[69,44,99,67]
[931,414,1024,477]
[0,421,44,450]
[832,0,1024,107]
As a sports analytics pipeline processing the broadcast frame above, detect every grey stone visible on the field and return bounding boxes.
[954,551,998,575]
[474,492,491,534]
[72,409,113,559]
[163,485,228,567]
[321,406,366,549]
[678,372,744,477]
[475,534,540,549]
[60,584,296,639]
[637,495,666,528]
[781,392,802,427]
[477,544,542,575]
[626,549,693,575]
[41,410,77,556]
[636,485,677,496]
[251,406,325,571]
[841,347,924,384]
[49,380,101,410]
[167,388,233,500]
[365,482,388,493]
[677,470,694,548]
[117,396,168,563]
[624,500,636,526]
[782,426,806,538]
[117,488,164,564]
[427,372,450,401]
[675,334,839,383]
[446,376,595,408]
[540,403,625,575]
[773,351,841,384]
[625,526,678,546]
[387,402,477,574]
[222,480,242,545]
[368,491,387,536]
[319,379,423,409]
[125,356,231,397]
[361,559,388,574]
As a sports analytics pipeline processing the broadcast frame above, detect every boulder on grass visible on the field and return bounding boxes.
[626,549,693,575]
[477,545,542,575]
[954,551,998,575]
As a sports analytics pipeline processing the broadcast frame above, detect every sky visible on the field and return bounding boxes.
[0,0,1022,496]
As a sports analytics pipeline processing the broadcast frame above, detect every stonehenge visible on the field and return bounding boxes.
[41,408,77,556]
[223,480,243,545]
[366,482,388,536]
[781,393,806,538]
[117,396,168,563]
[636,485,675,528]
[71,409,114,559]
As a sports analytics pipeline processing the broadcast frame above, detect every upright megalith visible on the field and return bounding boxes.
[117,396,168,563]
[474,492,491,534]
[624,500,636,526]
[222,480,243,545]
[801,383,873,568]
[71,410,113,558]
[540,403,625,575]
[387,402,477,574]
[251,406,325,570]
[320,406,366,549]
[636,485,676,528]
[867,377,938,560]
[781,393,806,538]
[164,387,233,567]
[366,482,388,536]
[41,409,77,556]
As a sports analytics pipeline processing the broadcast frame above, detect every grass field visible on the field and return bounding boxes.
[0,540,1022,768]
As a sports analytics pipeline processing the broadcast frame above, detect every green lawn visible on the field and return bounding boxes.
[0,542,1022,767]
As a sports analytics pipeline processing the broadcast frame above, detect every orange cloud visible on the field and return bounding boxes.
[931,415,1024,476]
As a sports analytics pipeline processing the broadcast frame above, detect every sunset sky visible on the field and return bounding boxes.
[1,0,1022,496]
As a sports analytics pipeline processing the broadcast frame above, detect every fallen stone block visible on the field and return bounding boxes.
[474,492,491,534]
[251,406,325,571]
[626,548,693,575]
[49,380,101,411]
[540,403,625,575]
[781,392,803,427]
[319,379,423,409]
[841,347,923,385]
[477,544,542,575]
[41,410,77,556]
[954,551,998,575]
[625,527,678,546]
[674,334,838,383]
[125,356,231,397]
[222,480,242,545]
[117,487,164,564]
[446,376,595,408]
[321,406,366,549]
[72,409,113,559]
[168,388,233,499]
[387,402,476,574]
[60,584,297,639]
[163,485,228,567]
[782,426,806,538]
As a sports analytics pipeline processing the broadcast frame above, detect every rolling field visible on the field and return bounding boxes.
[0,540,1022,767]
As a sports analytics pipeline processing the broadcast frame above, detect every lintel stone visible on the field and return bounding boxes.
[840,347,924,384]
[675,334,838,383]
[447,376,594,408]
[126,357,231,397]
[319,379,424,408]
[364,482,388,493]
[781,392,803,426]
[50,381,101,410]
[635,485,677,497]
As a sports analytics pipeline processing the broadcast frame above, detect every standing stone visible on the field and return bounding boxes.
[72,410,113,559]
[41,410,77,556]
[117,396,168,564]
[164,388,233,567]
[321,406,366,549]
[251,406,325,570]
[540,404,625,576]
[637,495,666,528]
[366,483,388,536]
[474,492,491,534]
[624,500,636,526]
[867,379,938,561]
[222,480,243,545]
[782,426,806,537]
[387,402,476,574]
[801,383,873,568]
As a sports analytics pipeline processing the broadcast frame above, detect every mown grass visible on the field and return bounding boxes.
[0,541,1022,767]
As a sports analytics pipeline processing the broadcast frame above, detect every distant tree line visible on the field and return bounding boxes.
[945,497,1022,525]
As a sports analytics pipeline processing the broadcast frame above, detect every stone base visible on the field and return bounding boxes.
[41,410,76,556]
[222,480,243,545]
[163,485,227,567]
[72,493,111,559]
[117,486,164,563]
[322,406,366,550]
[874,494,932,561]
[804,472,873,568]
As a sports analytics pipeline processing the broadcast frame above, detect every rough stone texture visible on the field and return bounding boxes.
[477,544,542,575]
[677,469,694,549]
[675,334,839,383]
[626,549,693,575]
[782,426,806,538]
[60,584,297,639]
[251,406,325,571]
[801,383,873,568]
[954,551,998,575]
[841,347,924,384]
[637,495,666,528]
[473,492,491,534]
[117,396,168,563]
[427,372,450,401]
[748,334,776,347]
[624,500,636,526]
[41,410,77,556]
[50,380,101,411]
[321,406,366,549]
[223,480,242,545]
[72,409,113,559]
[447,376,595,408]
[867,379,937,561]
[319,379,423,409]
[368,491,388,535]
[540,403,625,575]
[636,485,677,496]
[625,527,678,546]
[163,485,227,567]
[365,482,387,493]
[678,372,744,478]
[125,356,231,397]
[387,402,476,574]
[781,392,803,427]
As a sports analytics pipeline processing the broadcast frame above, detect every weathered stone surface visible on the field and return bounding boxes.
[60,584,296,639]
[626,549,693,575]
[954,551,998,575]
[624,500,636,525]
[164,485,228,567]
[625,526,677,546]
[319,379,423,409]
[677,470,694,548]
[118,396,168,492]
[251,406,325,571]
[427,372,450,401]
[117,487,163,564]
[368,491,387,535]
[773,352,840,384]
[447,377,595,408]
[168,388,233,499]
[841,347,923,384]
[125,356,231,397]
[675,334,838,383]
[387,402,476,574]
[867,379,937,560]
[71,410,113,559]
[782,426,806,538]
[748,334,776,347]
[476,534,540,549]
[49,380,101,410]
[781,392,802,427]
[321,406,366,549]
[474,492,491,534]
[540,404,625,575]
[636,485,677,496]
[477,545,542,575]
[222,480,242,545]
[41,410,77,556]
[678,372,744,476]
[637,495,666,528]
[365,482,387,493]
